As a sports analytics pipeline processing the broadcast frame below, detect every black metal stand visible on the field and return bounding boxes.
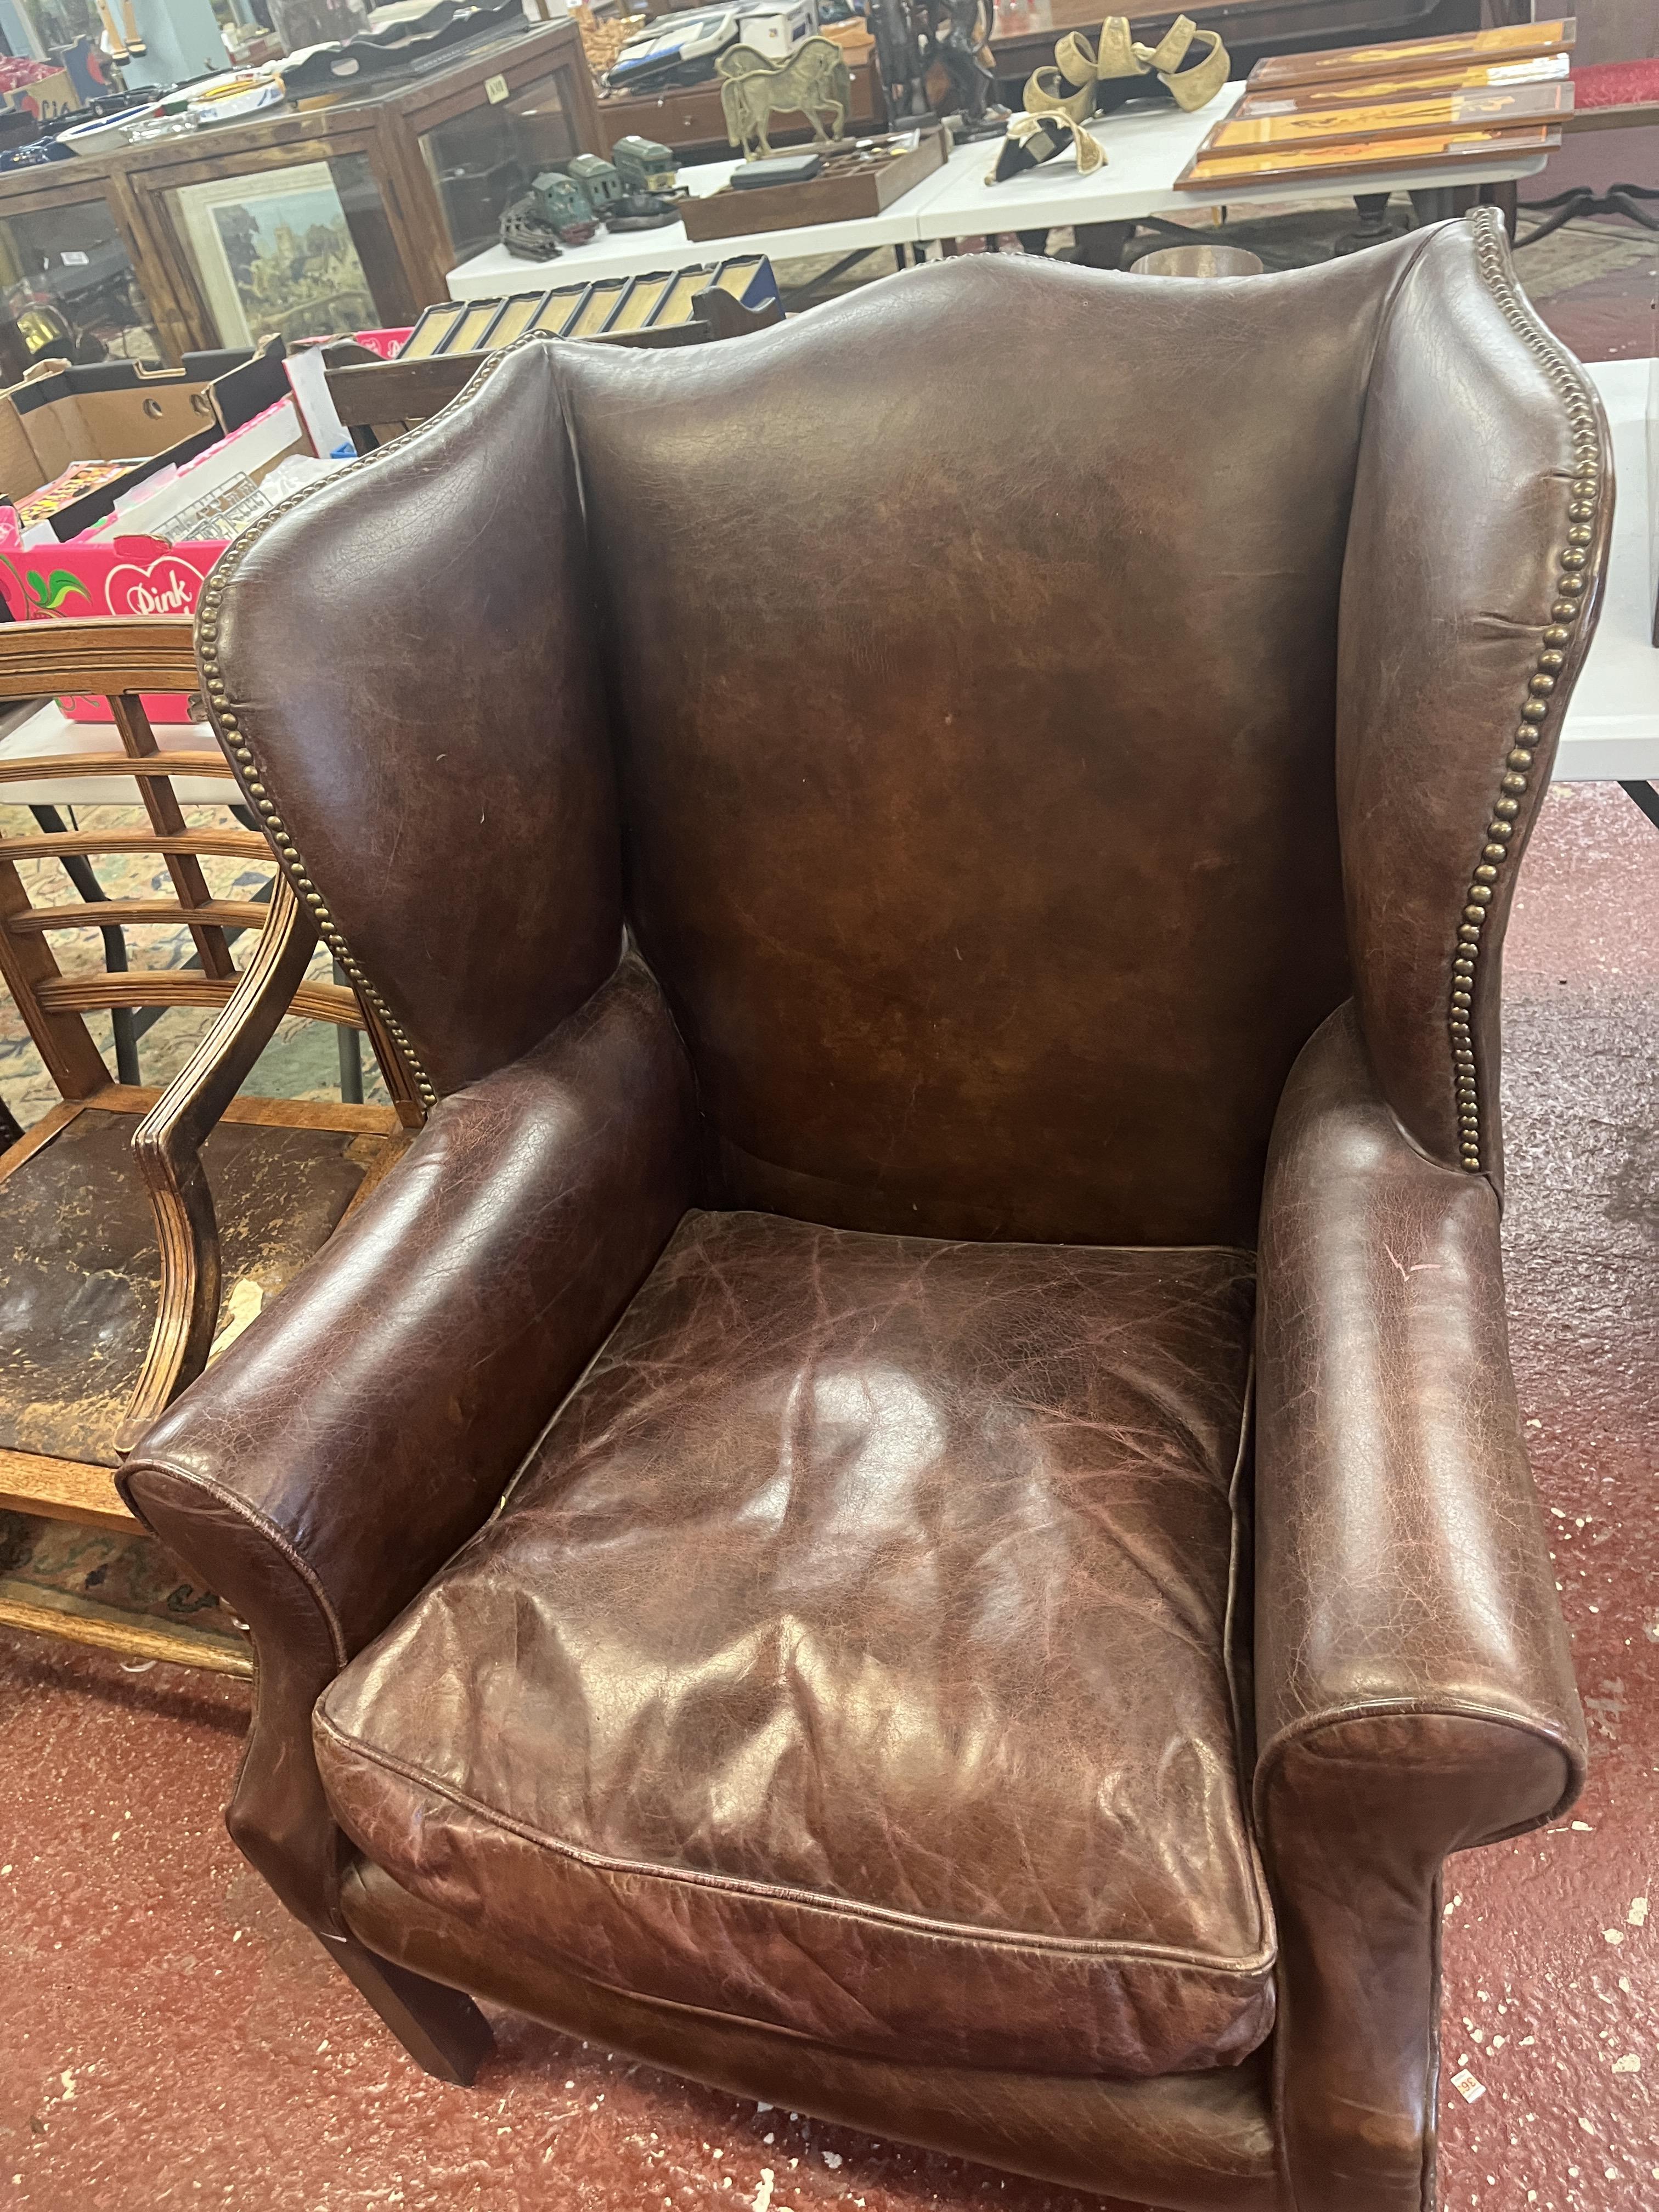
[29,804,140,1086]
[1515,182,1659,249]
[333,958,363,1104]
[1620,780,1659,833]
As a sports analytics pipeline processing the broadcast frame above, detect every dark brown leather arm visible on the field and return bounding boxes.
[118,950,698,1930]
[1253,1002,1585,2212]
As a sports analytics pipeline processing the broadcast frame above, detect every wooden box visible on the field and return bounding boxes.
[680,129,945,242]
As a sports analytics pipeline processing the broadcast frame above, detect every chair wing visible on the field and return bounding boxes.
[1336,210,1613,1183]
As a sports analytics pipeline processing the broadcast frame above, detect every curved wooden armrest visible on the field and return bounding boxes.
[117,878,321,1453]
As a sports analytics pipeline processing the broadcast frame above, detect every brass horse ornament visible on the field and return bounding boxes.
[719,36,853,159]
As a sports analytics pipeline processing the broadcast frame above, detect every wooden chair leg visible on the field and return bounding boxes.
[322,1932,494,2085]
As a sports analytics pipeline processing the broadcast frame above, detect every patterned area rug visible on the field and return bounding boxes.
[0,1508,248,1670]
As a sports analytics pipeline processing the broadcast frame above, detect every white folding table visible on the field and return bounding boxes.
[444,86,1555,299]
[910,91,1550,247]
[445,151,927,301]
[1553,358,1659,818]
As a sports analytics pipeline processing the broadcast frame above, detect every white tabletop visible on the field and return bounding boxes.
[0,703,230,809]
[911,89,1548,240]
[447,151,928,299]
[1555,357,1659,785]
[446,86,1553,295]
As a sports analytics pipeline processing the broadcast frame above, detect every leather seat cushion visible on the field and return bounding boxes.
[315,1210,1276,2078]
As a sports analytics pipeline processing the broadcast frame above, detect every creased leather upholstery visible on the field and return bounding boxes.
[122,215,1610,2212]
[1336,223,1615,1178]
[317,1213,1272,2078]
[120,951,698,1927]
[340,1858,1283,2212]
[205,334,624,1096]
[1254,1004,1585,2211]
[543,245,1421,1246]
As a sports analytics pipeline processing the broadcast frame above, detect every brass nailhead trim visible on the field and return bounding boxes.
[1453,206,1603,1171]
[191,331,554,1116]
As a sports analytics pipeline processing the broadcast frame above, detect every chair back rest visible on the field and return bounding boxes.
[0,617,364,1104]
[197,224,1607,1243]
[566,249,1402,1245]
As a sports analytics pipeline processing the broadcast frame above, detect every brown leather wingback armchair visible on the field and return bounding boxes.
[120,210,1609,2212]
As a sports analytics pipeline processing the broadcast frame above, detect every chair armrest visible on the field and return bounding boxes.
[119,877,321,1449]
[1255,997,1584,1786]
[119,950,698,1929]
[1254,1002,1584,2212]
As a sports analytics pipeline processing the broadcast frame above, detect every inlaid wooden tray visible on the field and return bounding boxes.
[1244,18,1574,94]
[1196,79,1574,161]
[680,129,946,242]
[1175,122,1560,191]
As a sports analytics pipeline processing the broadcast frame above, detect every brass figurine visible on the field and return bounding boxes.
[719,36,853,160]
[989,13,1229,183]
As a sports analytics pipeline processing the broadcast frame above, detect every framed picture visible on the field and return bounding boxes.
[167,161,377,349]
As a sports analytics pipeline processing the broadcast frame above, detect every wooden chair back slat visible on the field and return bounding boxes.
[0,617,200,701]
[0,615,372,1119]
[11,900,272,934]
[0,859,112,1096]
[0,753,234,783]
[2,828,270,860]
[35,972,365,1027]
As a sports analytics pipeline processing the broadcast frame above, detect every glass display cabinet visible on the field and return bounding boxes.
[0,16,601,364]
[0,182,164,375]
[418,58,584,261]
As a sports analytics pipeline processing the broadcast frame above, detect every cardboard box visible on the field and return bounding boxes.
[104,395,308,545]
[0,351,253,511]
[0,341,312,723]
[0,66,76,122]
[0,389,314,722]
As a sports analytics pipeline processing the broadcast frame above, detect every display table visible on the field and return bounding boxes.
[1554,357,1659,802]
[445,151,931,298]
[913,88,1550,245]
[445,83,1553,297]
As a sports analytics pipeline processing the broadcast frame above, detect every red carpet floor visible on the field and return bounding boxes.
[2,778,1656,2212]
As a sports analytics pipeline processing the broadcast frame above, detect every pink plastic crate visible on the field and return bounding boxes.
[0,536,227,723]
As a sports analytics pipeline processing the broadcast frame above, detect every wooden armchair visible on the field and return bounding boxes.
[0,616,414,1672]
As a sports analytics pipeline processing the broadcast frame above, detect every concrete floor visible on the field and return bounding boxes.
[2,780,1656,2212]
